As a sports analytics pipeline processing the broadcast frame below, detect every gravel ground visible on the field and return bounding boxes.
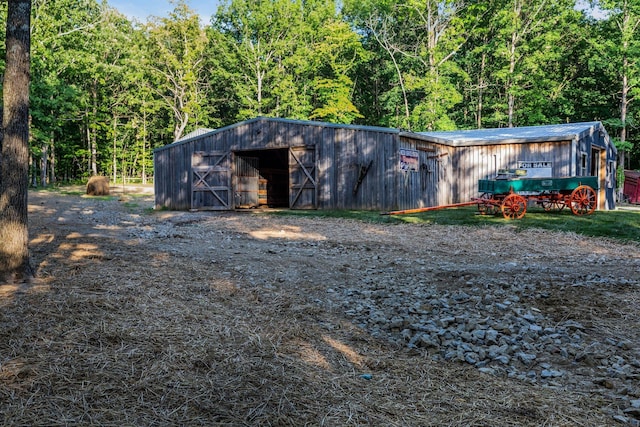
[8,187,640,425]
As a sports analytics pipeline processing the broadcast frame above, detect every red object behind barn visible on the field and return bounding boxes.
[624,170,640,204]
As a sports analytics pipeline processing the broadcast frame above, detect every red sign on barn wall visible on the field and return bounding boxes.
[400,148,419,172]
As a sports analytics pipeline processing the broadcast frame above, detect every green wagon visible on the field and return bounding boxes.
[475,173,598,219]
[381,172,598,219]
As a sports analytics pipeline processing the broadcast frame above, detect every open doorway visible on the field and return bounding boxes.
[234,149,289,209]
[590,147,601,178]
[591,146,607,209]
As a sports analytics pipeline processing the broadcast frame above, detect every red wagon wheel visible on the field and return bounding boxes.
[501,194,527,219]
[569,185,597,215]
[541,195,565,212]
[477,192,498,215]
[541,200,564,212]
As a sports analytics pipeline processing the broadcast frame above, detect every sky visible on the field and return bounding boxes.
[108,0,221,23]
[110,0,608,24]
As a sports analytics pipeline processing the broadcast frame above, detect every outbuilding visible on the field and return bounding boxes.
[414,121,617,210]
[153,117,617,211]
[623,170,640,204]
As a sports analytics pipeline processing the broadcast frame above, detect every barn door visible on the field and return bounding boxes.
[234,156,260,208]
[289,145,317,209]
[191,151,231,210]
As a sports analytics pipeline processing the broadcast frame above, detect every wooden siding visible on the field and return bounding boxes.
[319,125,398,210]
[154,118,616,211]
[394,136,577,206]
[449,140,573,204]
[154,118,401,211]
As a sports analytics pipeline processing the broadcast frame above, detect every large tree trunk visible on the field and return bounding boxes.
[0,0,34,283]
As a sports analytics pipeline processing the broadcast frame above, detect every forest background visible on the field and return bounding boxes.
[1,0,639,187]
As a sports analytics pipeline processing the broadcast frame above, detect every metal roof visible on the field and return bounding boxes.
[156,118,614,154]
[408,122,604,146]
[175,128,215,142]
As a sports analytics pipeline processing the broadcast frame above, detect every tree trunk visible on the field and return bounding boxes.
[49,134,56,185]
[173,112,188,142]
[49,102,56,185]
[142,110,147,184]
[368,14,410,128]
[476,50,486,129]
[40,141,48,186]
[0,0,34,283]
[507,28,517,128]
[91,83,98,176]
[619,57,628,200]
[30,152,37,187]
[112,115,118,183]
[507,0,525,128]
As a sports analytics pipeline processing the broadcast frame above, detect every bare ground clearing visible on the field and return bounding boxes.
[1,187,639,426]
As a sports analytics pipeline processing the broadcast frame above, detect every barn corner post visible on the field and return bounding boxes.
[0,0,35,283]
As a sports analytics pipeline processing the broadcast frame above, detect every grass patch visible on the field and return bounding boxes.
[272,206,640,243]
[121,192,153,198]
[121,201,140,209]
[35,186,85,196]
[33,186,111,198]
[30,185,640,243]
[81,194,115,201]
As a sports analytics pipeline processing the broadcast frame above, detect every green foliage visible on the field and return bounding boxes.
[209,0,309,119]
[311,76,364,123]
[145,1,209,140]
[346,0,471,130]
[4,0,640,183]
[208,0,364,122]
[309,20,368,123]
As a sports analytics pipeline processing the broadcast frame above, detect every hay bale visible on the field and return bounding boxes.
[86,176,110,196]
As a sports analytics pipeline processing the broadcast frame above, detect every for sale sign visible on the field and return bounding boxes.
[517,160,552,178]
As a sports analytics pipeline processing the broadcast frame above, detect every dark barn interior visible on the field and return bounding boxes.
[234,149,289,208]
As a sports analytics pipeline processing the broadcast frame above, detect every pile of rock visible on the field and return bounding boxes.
[326,276,640,423]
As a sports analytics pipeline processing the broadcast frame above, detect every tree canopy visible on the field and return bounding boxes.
[1,0,638,186]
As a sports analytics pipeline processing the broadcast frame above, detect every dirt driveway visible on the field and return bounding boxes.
[1,187,639,426]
